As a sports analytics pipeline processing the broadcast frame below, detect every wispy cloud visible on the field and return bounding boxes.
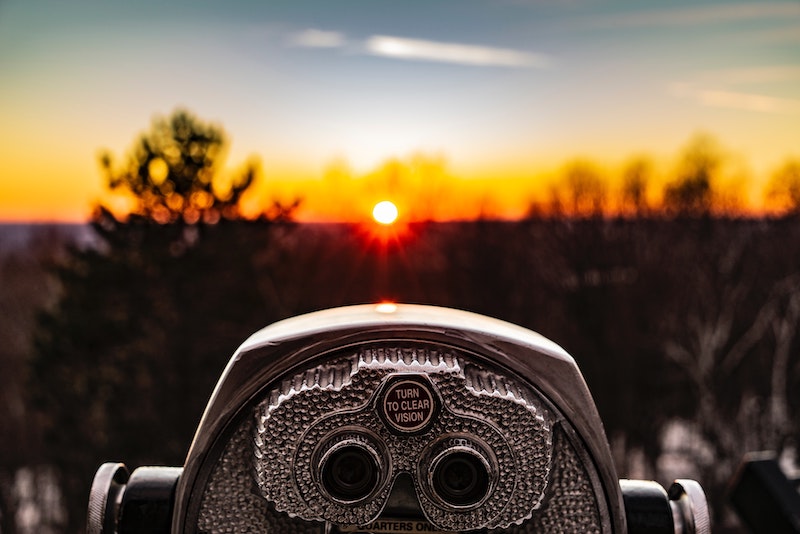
[288,29,346,48]
[592,2,800,28]
[287,28,549,69]
[670,82,800,116]
[364,35,550,68]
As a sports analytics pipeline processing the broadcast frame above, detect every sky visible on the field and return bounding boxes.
[1,0,799,222]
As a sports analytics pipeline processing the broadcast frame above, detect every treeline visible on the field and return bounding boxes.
[534,139,800,219]
[8,216,799,533]
[307,134,800,222]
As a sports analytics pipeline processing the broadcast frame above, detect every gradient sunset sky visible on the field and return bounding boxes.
[1,0,798,222]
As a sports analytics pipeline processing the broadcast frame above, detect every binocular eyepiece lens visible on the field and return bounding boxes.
[431,449,491,508]
[321,444,379,503]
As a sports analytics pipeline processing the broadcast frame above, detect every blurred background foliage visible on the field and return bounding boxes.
[0,110,799,533]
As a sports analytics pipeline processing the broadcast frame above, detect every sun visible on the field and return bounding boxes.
[372,200,399,225]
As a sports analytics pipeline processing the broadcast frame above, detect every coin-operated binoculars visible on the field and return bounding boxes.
[88,304,709,533]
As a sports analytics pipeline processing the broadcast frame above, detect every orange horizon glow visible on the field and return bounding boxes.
[1,145,798,224]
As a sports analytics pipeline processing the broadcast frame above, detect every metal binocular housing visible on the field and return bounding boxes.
[88,304,710,533]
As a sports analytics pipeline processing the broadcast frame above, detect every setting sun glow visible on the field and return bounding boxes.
[372,201,399,225]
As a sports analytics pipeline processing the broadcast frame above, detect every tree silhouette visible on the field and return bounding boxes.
[549,160,608,218]
[30,109,295,533]
[663,134,719,217]
[0,229,66,534]
[621,157,651,217]
[99,109,255,224]
[657,219,800,523]
[766,159,800,216]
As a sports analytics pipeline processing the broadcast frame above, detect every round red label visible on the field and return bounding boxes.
[381,379,436,433]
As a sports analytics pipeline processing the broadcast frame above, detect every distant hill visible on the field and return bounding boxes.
[0,223,96,254]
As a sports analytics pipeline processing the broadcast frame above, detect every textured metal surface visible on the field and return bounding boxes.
[195,343,608,533]
[198,422,325,534]
[87,463,129,534]
[498,429,602,533]
[669,480,711,534]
